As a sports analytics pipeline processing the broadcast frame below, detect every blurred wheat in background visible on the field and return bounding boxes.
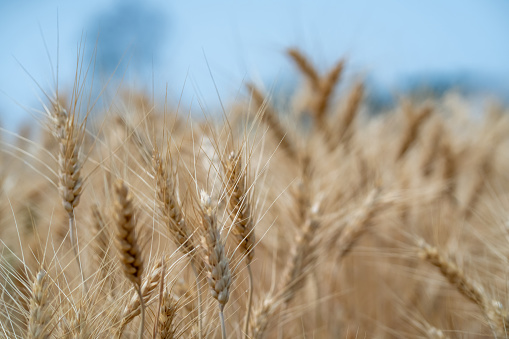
[2,2,509,338]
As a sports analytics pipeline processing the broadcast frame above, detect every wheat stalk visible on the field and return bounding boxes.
[27,270,51,339]
[223,151,256,338]
[113,179,145,339]
[250,297,278,339]
[463,146,495,220]
[158,288,178,339]
[396,103,432,160]
[328,186,384,257]
[67,304,90,339]
[287,48,346,142]
[152,147,203,339]
[223,151,256,263]
[246,83,298,160]
[249,203,321,339]
[47,99,87,290]
[315,58,345,123]
[331,81,364,148]
[287,48,320,89]
[199,190,231,339]
[280,204,320,305]
[439,138,457,200]
[91,204,113,283]
[118,260,165,335]
[152,148,198,262]
[418,239,508,337]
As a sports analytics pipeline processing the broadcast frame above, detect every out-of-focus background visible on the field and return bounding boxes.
[1,0,508,131]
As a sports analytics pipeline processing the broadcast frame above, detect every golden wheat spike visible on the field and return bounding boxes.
[246,82,298,160]
[287,48,321,89]
[27,270,51,339]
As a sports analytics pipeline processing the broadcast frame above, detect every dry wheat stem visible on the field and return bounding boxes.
[69,217,86,293]
[91,204,114,284]
[190,262,203,339]
[244,264,254,339]
[219,309,227,339]
[463,149,495,220]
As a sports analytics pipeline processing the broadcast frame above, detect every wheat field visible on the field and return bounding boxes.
[1,48,509,338]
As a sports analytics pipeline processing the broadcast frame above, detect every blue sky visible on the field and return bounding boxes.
[1,0,509,131]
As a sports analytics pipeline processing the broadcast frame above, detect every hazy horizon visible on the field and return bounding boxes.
[1,0,508,130]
